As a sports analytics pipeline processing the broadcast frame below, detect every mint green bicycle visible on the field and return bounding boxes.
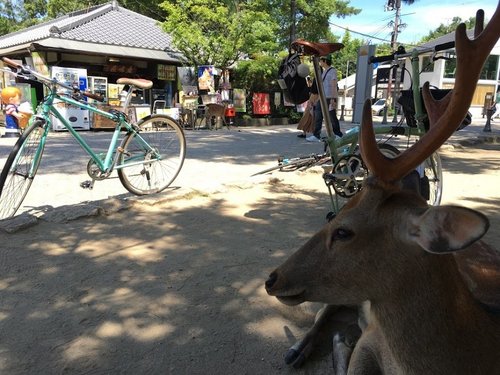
[0,57,186,219]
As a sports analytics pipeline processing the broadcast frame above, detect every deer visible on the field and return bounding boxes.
[265,5,500,374]
[199,103,229,130]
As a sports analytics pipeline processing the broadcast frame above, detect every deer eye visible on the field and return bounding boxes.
[332,228,353,241]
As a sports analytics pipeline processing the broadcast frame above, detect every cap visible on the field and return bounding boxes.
[320,55,332,64]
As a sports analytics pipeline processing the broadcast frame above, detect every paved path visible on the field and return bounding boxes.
[0,116,498,225]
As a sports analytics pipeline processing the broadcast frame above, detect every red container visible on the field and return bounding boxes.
[225,106,236,117]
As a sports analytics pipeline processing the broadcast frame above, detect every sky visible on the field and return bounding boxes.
[329,0,497,46]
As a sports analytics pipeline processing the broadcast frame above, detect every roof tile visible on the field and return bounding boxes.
[0,2,176,53]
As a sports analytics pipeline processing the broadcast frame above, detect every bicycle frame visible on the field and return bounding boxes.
[324,122,421,211]
[30,87,158,176]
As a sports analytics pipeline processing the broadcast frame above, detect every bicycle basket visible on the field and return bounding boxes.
[398,89,471,131]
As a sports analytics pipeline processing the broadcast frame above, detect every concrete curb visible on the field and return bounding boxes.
[0,187,197,233]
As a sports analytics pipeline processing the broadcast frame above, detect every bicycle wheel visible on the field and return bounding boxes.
[118,115,186,195]
[422,152,442,206]
[251,156,316,176]
[0,121,46,219]
[377,143,400,158]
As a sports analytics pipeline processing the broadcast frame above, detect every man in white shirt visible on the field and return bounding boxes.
[307,55,343,142]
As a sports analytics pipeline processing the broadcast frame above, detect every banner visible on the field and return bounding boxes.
[233,88,246,112]
[198,65,215,92]
[252,92,270,115]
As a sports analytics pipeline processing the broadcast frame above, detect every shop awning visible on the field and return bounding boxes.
[0,40,183,63]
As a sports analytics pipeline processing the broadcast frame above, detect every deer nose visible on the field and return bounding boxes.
[265,271,278,291]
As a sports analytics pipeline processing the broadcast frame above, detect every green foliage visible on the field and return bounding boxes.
[374,43,393,56]
[232,53,282,92]
[0,15,15,35]
[420,16,476,43]
[267,0,360,47]
[46,0,104,18]
[334,30,362,79]
[0,0,24,33]
[159,0,279,70]
[24,0,47,19]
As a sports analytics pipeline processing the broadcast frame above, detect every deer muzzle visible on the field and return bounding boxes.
[265,270,307,306]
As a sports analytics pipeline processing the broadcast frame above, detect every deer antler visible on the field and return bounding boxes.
[360,5,500,183]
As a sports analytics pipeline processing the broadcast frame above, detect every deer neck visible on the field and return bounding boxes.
[371,254,498,374]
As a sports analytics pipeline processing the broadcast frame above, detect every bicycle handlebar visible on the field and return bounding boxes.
[1,57,105,102]
[369,40,456,64]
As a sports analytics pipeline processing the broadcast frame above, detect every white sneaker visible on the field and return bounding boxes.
[306,135,320,142]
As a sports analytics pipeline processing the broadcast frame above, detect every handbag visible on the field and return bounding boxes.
[297,109,315,133]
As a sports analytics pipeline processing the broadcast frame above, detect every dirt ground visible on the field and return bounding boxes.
[0,143,499,375]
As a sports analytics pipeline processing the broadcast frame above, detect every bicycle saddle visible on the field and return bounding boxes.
[292,39,344,56]
[116,77,153,89]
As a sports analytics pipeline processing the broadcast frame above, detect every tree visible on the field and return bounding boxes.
[420,16,475,42]
[159,0,279,70]
[0,0,25,34]
[232,53,282,93]
[46,0,166,19]
[269,0,361,48]
[334,30,362,80]
[46,0,103,18]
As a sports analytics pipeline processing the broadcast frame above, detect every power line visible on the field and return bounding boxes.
[329,21,393,44]
[330,20,424,50]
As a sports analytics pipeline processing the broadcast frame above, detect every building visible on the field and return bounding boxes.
[401,29,500,117]
[0,1,184,128]
[342,29,499,119]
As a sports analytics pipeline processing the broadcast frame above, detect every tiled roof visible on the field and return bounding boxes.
[0,1,178,54]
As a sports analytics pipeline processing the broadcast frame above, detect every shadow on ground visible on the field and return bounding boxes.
[0,179,338,374]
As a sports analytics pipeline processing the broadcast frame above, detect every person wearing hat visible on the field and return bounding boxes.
[306,54,342,142]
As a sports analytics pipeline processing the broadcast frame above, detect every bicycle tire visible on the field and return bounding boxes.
[252,156,317,176]
[118,115,186,195]
[375,145,442,205]
[377,143,400,158]
[423,152,442,206]
[0,120,46,219]
[280,157,318,172]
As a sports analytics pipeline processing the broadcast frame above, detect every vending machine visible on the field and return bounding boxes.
[88,76,108,104]
[50,66,91,131]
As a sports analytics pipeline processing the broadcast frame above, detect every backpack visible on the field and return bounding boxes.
[398,89,471,131]
[277,52,310,105]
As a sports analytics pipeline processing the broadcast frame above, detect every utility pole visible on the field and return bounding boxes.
[386,0,404,123]
[290,0,297,49]
[390,0,401,51]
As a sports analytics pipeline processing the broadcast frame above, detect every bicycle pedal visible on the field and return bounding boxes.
[80,180,94,190]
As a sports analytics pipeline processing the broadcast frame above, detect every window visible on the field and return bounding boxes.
[421,56,434,72]
[445,53,499,80]
[444,52,456,78]
[480,55,499,80]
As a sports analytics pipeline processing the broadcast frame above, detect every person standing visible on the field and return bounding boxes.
[306,55,342,142]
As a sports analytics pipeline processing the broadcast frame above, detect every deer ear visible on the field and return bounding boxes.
[408,206,489,254]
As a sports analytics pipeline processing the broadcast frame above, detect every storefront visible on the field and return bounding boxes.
[0,1,183,130]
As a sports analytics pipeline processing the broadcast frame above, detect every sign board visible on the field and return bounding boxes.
[252,92,270,115]
[158,64,176,81]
